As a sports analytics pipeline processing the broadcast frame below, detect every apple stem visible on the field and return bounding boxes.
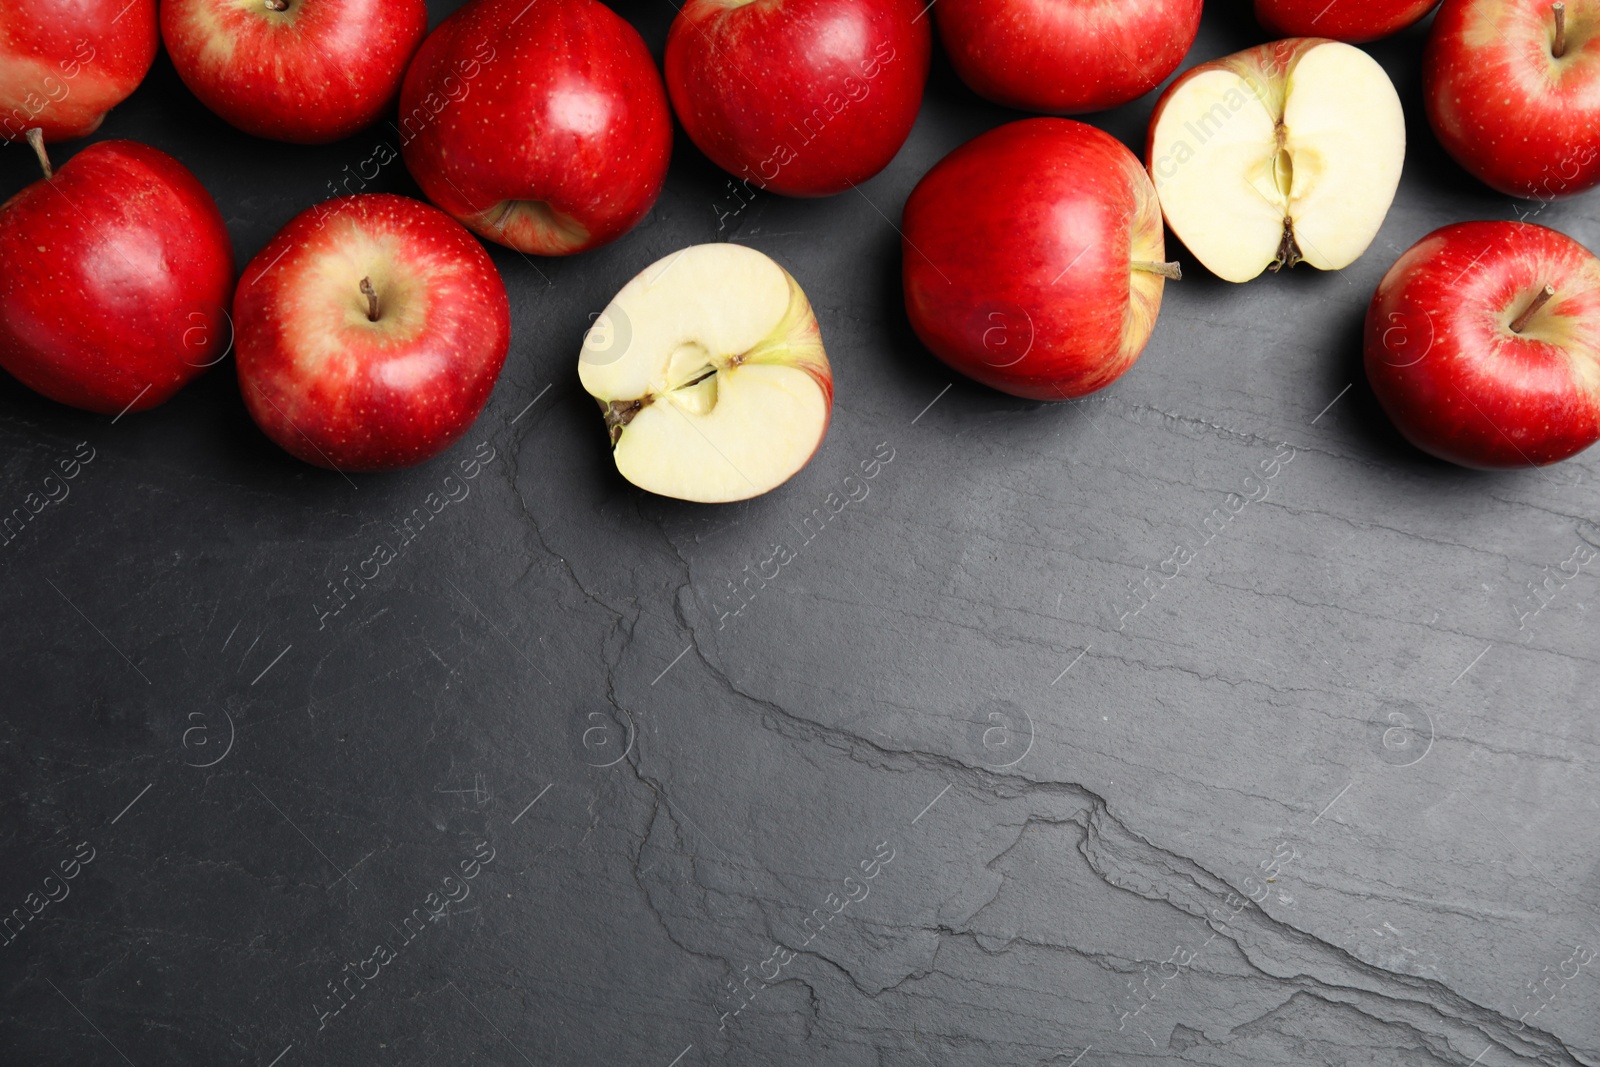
[1554,2,1567,58]
[360,277,380,322]
[1132,261,1183,280]
[1510,284,1556,333]
[265,0,289,9]
[25,129,51,180]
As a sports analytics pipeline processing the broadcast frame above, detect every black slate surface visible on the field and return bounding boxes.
[4,2,1600,1065]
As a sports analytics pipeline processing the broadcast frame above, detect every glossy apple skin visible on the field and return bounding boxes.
[0,0,158,143]
[665,0,931,197]
[1255,0,1438,42]
[162,0,427,144]
[903,119,1169,400]
[1425,0,1600,198]
[399,0,672,256]
[1365,221,1600,468]
[934,0,1201,113]
[0,141,234,414]
[234,194,510,472]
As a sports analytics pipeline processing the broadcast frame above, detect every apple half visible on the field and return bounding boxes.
[1146,38,1405,283]
[578,244,833,504]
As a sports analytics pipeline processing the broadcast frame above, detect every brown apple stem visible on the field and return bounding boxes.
[1132,260,1183,280]
[360,277,380,322]
[1554,2,1568,57]
[25,129,51,180]
[264,0,289,10]
[1511,284,1556,333]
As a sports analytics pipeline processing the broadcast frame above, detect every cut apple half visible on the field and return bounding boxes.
[1147,38,1405,283]
[578,243,833,504]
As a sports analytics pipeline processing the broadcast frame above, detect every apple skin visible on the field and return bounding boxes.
[161,0,427,144]
[1365,221,1600,468]
[234,194,510,472]
[664,0,931,197]
[1255,0,1438,42]
[902,118,1171,400]
[934,0,1202,114]
[0,141,234,414]
[399,0,672,256]
[1424,0,1600,199]
[0,0,158,143]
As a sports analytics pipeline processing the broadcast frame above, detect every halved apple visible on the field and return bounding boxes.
[578,243,833,504]
[1146,38,1405,283]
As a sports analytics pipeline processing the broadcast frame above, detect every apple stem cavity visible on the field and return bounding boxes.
[265,0,290,10]
[24,129,52,181]
[1132,261,1183,280]
[360,277,380,322]
[1554,2,1568,58]
[1510,284,1556,333]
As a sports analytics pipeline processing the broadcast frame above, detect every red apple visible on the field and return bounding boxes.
[1255,0,1439,42]
[663,0,931,198]
[0,134,234,414]
[234,193,510,471]
[934,0,1202,114]
[161,0,427,144]
[399,0,672,256]
[1365,220,1600,468]
[1424,0,1600,199]
[0,0,158,143]
[902,118,1177,400]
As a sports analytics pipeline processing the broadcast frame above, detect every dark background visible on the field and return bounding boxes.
[3,1,1599,1065]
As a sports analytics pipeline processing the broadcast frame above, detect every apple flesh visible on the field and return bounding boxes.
[578,244,833,503]
[234,193,510,471]
[934,0,1203,114]
[161,0,427,144]
[400,0,673,256]
[1424,0,1600,199]
[1147,38,1404,284]
[902,118,1177,401]
[0,0,158,143]
[0,135,234,414]
[1365,220,1600,469]
[664,0,931,197]
[1255,0,1439,42]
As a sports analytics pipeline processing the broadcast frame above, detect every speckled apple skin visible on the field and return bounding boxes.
[399,0,673,256]
[1425,0,1600,199]
[1365,221,1600,468]
[234,193,510,472]
[902,118,1169,401]
[934,0,1202,114]
[0,0,158,143]
[0,141,234,414]
[162,0,427,145]
[664,0,931,197]
[1255,0,1438,42]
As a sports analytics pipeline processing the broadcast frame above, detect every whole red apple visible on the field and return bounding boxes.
[161,0,427,144]
[399,0,672,256]
[234,194,510,471]
[1255,0,1439,42]
[0,134,234,414]
[664,0,931,198]
[1425,0,1600,199]
[0,0,158,143]
[902,119,1178,400]
[934,0,1202,114]
[1365,220,1600,468]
